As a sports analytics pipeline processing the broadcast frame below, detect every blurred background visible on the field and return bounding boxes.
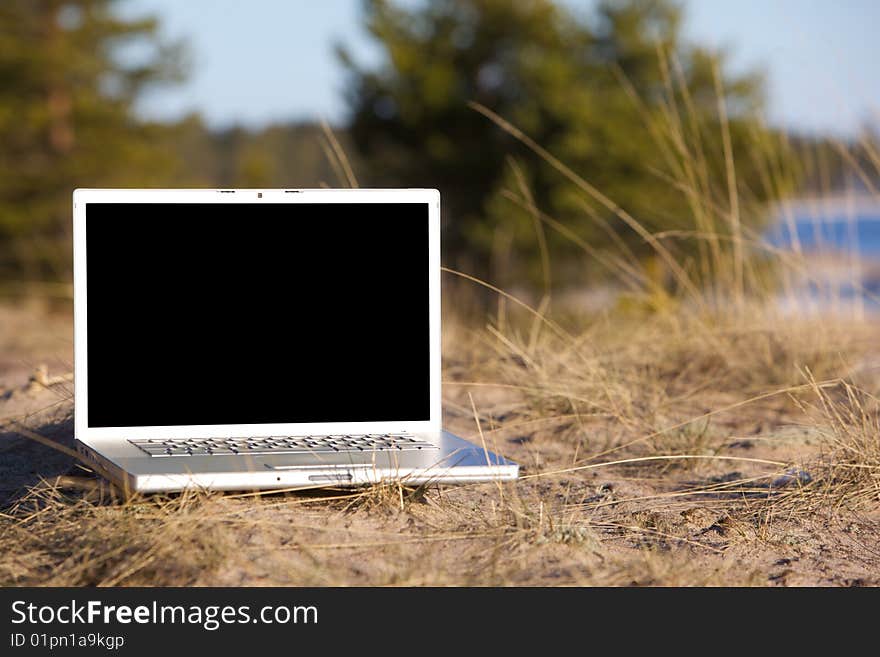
[0,0,878,311]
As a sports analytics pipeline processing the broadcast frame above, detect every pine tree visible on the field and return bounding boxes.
[0,0,185,280]
[340,0,790,287]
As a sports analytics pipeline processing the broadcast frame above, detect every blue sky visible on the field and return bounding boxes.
[120,0,879,136]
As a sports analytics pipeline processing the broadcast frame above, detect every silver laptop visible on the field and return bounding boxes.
[72,188,518,494]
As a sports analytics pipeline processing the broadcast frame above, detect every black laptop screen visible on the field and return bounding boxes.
[85,202,430,427]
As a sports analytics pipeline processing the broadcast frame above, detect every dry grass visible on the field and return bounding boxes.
[0,304,878,587]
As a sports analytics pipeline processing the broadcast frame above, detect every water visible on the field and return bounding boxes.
[765,198,880,314]
[767,210,880,258]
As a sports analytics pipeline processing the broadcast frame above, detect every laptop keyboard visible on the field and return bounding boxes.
[128,434,437,457]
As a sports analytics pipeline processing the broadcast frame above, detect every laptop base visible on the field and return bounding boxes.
[76,430,518,494]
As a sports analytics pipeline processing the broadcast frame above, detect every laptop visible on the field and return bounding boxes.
[72,188,518,494]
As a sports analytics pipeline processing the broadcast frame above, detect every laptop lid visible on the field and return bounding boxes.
[73,189,441,441]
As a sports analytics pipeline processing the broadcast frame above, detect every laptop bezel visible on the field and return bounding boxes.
[72,188,442,441]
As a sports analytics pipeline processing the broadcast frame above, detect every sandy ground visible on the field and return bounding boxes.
[0,302,74,505]
[1,302,878,586]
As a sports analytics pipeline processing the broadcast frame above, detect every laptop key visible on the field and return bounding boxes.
[129,434,438,457]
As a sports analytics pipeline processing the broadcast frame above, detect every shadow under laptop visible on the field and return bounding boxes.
[0,413,87,508]
[1,412,378,509]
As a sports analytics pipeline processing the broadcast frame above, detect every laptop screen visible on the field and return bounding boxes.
[85,202,430,427]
